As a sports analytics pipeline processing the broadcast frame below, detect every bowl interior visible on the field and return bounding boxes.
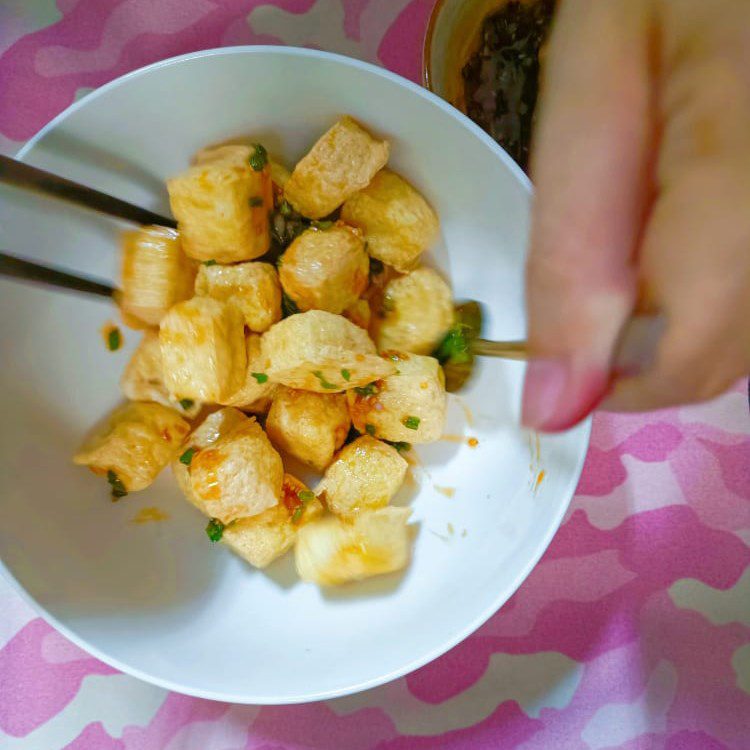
[0,47,589,702]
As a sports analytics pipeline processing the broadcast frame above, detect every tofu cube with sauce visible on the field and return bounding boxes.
[159,297,246,403]
[221,333,277,412]
[119,225,196,327]
[295,507,412,586]
[120,330,202,418]
[319,436,407,518]
[261,310,395,392]
[347,353,446,444]
[194,261,281,333]
[74,402,190,493]
[279,225,369,314]
[167,144,273,263]
[373,267,454,355]
[341,169,439,273]
[221,474,323,568]
[284,116,389,219]
[173,407,283,523]
[265,386,351,472]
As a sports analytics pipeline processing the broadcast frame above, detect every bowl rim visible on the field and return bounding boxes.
[1,44,590,704]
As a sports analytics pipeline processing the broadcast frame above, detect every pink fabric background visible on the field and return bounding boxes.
[0,2,749,748]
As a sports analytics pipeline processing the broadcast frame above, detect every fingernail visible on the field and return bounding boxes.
[522,358,609,432]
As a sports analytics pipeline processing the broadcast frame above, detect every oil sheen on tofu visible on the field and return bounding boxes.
[76,115,458,588]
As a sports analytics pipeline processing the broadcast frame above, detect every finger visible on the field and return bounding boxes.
[603,158,750,412]
[522,0,654,432]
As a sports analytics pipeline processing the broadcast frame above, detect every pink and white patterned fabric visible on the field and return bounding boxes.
[1,3,749,748]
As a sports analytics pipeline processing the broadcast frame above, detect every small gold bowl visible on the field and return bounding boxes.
[422,0,508,107]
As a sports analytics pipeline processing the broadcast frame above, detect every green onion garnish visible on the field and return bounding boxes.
[107,469,128,498]
[251,372,269,384]
[203,259,217,267]
[341,368,351,381]
[249,143,268,171]
[179,447,195,466]
[205,518,225,542]
[107,328,121,352]
[312,370,338,390]
[403,416,421,430]
[365,424,376,436]
[179,399,194,411]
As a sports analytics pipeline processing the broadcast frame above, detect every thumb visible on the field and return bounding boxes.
[522,0,653,432]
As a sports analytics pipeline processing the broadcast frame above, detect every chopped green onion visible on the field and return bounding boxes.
[249,196,264,207]
[312,220,334,230]
[365,423,376,436]
[281,291,299,318]
[107,469,128,498]
[340,368,351,381]
[312,370,338,390]
[249,143,268,171]
[205,518,225,542]
[279,199,293,216]
[291,505,305,524]
[179,398,194,411]
[251,372,269,384]
[107,327,121,352]
[203,259,217,267]
[354,382,379,398]
[298,490,315,502]
[390,441,411,454]
[403,415,421,430]
[179,447,195,466]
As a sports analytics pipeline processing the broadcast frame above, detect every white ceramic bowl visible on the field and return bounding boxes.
[0,47,589,703]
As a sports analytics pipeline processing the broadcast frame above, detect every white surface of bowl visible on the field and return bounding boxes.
[0,47,590,703]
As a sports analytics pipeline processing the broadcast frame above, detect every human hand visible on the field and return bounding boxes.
[522,0,750,431]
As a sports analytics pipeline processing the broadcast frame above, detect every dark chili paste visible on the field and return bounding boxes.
[461,0,555,171]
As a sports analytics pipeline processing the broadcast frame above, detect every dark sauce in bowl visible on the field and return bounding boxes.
[461,0,555,171]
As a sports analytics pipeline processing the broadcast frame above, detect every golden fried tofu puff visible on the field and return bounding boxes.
[120,330,202,418]
[74,401,190,494]
[319,437,407,519]
[265,387,350,472]
[159,297,246,403]
[221,474,323,568]
[284,116,390,219]
[174,407,283,523]
[373,267,454,355]
[119,225,196,327]
[221,333,277,412]
[341,169,439,273]
[348,353,446,444]
[261,310,395,392]
[167,143,273,263]
[194,261,281,333]
[279,224,369,314]
[295,507,412,586]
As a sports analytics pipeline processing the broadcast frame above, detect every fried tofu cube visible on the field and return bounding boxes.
[373,268,454,355]
[295,507,412,586]
[265,386,350,471]
[74,402,190,492]
[348,353,446,444]
[221,333,277,411]
[270,159,292,189]
[119,225,196,326]
[279,225,369,314]
[120,330,202,418]
[167,144,273,262]
[195,261,281,333]
[284,116,389,219]
[261,310,395,392]
[175,408,283,523]
[159,297,246,403]
[341,169,439,272]
[344,298,371,330]
[320,437,407,518]
[221,474,323,568]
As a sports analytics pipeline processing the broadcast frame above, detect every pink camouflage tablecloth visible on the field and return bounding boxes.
[1,2,749,749]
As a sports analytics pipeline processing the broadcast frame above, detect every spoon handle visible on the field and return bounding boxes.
[0,252,115,298]
[0,155,176,229]
[471,338,528,360]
